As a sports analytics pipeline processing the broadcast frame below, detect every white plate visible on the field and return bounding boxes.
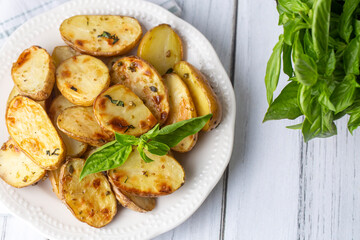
[0,0,236,239]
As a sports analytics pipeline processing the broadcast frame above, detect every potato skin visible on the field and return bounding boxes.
[174,61,222,131]
[60,15,142,56]
[59,158,117,228]
[56,55,110,106]
[6,86,46,110]
[52,45,80,68]
[93,84,157,136]
[110,56,170,124]
[6,96,66,170]
[138,24,183,75]
[163,73,198,152]
[0,139,46,188]
[49,168,61,198]
[12,46,55,101]
[108,148,185,197]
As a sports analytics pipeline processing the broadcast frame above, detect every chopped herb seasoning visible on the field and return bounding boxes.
[97,31,119,45]
[22,176,28,182]
[165,68,173,74]
[51,148,60,156]
[166,50,171,57]
[105,191,111,196]
[124,176,129,183]
[183,73,189,78]
[69,165,74,174]
[120,75,126,80]
[128,62,137,72]
[70,86,77,91]
[46,150,51,156]
[142,171,149,177]
[117,61,123,66]
[150,86,158,92]
[124,125,135,133]
[105,95,124,107]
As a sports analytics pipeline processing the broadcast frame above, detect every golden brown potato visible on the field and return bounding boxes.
[57,106,113,146]
[163,73,197,152]
[110,186,156,213]
[52,46,80,68]
[60,15,142,56]
[108,148,185,197]
[93,84,157,136]
[49,168,61,198]
[110,56,170,124]
[0,139,46,188]
[138,24,183,75]
[56,55,110,106]
[6,86,46,109]
[11,46,55,101]
[6,96,66,170]
[49,95,88,157]
[59,158,117,228]
[174,61,222,131]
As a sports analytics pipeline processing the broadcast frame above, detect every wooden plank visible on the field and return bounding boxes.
[223,0,300,239]
[155,0,236,239]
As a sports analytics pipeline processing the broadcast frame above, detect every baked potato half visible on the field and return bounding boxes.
[52,45,80,68]
[110,186,156,213]
[174,61,222,131]
[49,168,61,199]
[12,46,55,101]
[0,139,46,188]
[6,96,66,170]
[137,24,183,75]
[56,55,110,106]
[6,86,46,109]
[163,73,198,152]
[59,158,117,228]
[57,106,113,146]
[108,148,185,197]
[110,56,170,124]
[93,84,157,136]
[60,15,142,56]
[49,95,88,157]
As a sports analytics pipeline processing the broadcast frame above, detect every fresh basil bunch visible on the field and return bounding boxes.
[264,0,360,141]
[79,114,212,180]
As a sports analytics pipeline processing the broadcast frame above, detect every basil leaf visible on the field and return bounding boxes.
[302,117,320,142]
[145,140,170,156]
[331,74,357,113]
[263,81,302,121]
[283,18,309,45]
[115,132,139,145]
[137,145,154,163]
[80,141,132,181]
[294,53,318,86]
[153,114,212,148]
[302,107,336,142]
[344,36,360,75]
[303,30,317,60]
[318,89,335,112]
[278,0,310,13]
[354,19,360,36]
[283,43,293,77]
[299,85,320,122]
[265,35,284,104]
[325,50,336,76]
[339,0,360,43]
[312,0,331,57]
[286,123,303,130]
[141,123,160,140]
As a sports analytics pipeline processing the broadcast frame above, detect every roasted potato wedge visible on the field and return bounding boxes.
[60,15,142,56]
[174,61,222,131]
[6,96,65,170]
[56,55,110,106]
[6,86,46,109]
[49,168,61,198]
[0,139,46,188]
[163,73,198,152]
[110,186,156,213]
[94,84,157,136]
[49,95,88,157]
[108,148,185,197]
[12,46,55,101]
[138,24,183,75]
[110,56,170,124]
[59,158,117,228]
[52,46,80,68]
[57,106,113,146]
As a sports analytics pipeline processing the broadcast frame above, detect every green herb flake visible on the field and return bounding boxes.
[70,86,77,91]
[149,86,158,92]
[105,95,124,107]
[166,68,173,74]
[97,31,119,45]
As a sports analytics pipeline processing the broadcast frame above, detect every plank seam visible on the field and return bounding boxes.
[1,216,7,240]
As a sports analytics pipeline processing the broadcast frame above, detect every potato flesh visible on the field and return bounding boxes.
[49,168,61,198]
[110,56,170,124]
[94,84,157,136]
[60,158,117,228]
[52,46,80,68]
[60,15,142,56]
[163,73,197,152]
[57,106,113,146]
[138,24,183,75]
[0,139,46,188]
[49,95,88,157]
[12,46,55,100]
[6,96,65,170]
[6,87,46,109]
[108,149,185,197]
[56,55,110,106]
[174,61,222,131]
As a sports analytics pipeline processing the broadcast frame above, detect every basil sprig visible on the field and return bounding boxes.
[79,114,213,180]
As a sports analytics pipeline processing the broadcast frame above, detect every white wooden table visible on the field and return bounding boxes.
[1,0,359,239]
